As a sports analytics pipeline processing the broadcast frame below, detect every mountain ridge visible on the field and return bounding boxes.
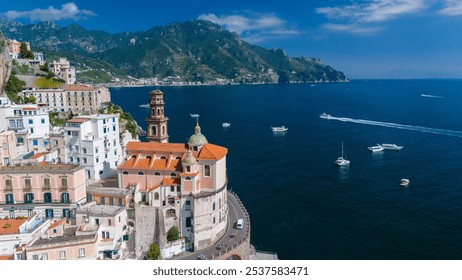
[0,19,347,84]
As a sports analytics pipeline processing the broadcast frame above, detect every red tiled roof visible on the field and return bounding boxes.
[197,144,228,161]
[0,219,27,235]
[163,178,180,185]
[48,218,66,230]
[30,152,48,159]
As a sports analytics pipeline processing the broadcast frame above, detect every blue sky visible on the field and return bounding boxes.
[2,1,462,79]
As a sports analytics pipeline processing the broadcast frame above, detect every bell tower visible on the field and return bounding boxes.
[146,89,169,143]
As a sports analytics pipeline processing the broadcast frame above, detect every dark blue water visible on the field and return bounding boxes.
[111,80,462,260]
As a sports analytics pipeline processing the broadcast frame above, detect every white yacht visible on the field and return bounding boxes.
[368,144,384,152]
[335,142,350,166]
[190,114,200,118]
[222,123,231,127]
[139,104,150,108]
[381,144,403,150]
[320,113,333,119]
[271,126,288,132]
[400,179,410,186]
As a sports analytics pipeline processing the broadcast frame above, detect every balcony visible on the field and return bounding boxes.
[43,185,51,191]
[24,185,32,191]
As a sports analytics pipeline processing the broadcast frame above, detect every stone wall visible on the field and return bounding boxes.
[134,204,157,259]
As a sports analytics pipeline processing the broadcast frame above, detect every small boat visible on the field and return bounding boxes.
[222,123,231,127]
[139,104,150,108]
[320,113,333,120]
[190,114,200,118]
[381,144,403,150]
[368,144,384,152]
[335,141,350,166]
[271,126,288,132]
[400,179,410,186]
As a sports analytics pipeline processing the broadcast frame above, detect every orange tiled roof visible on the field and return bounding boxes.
[147,182,161,193]
[67,118,89,123]
[0,219,27,235]
[197,144,228,161]
[48,218,66,230]
[22,107,37,111]
[118,155,183,171]
[30,152,48,159]
[180,171,199,177]
[0,255,13,260]
[163,178,180,185]
[126,142,188,153]
[64,85,94,91]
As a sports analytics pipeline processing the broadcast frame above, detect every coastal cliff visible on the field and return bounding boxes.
[0,32,12,95]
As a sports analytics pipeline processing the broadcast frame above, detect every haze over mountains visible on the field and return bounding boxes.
[0,19,347,84]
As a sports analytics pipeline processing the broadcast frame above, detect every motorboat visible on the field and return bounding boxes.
[190,114,200,118]
[368,144,384,152]
[400,179,410,186]
[381,144,403,150]
[271,126,288,132]
[320,113,333,120]
[222,123,231,127]
[335,141,350,166]
[139,104,149,108]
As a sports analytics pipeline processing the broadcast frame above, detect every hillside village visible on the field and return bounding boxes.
[0,37,259,261]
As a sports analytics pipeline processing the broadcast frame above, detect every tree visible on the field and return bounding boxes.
[166,226,180,242]
[39,62,49,72]
[146,243,162,260]
[19,42,34,59]
[5,74,25,103]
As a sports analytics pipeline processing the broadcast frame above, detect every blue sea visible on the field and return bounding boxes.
[110,80,462,260]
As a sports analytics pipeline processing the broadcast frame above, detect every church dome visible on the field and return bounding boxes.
[188,123,208,146]
[182,150,197,165]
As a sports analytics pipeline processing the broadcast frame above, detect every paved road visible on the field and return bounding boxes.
[176,191,248,260]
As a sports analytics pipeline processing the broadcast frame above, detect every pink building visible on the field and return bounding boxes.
[0,164,87,220]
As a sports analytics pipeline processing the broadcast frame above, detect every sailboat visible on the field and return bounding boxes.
[335,141,350,166]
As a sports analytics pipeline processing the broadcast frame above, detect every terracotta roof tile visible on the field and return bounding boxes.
[30,152,48,159]
[0,219,27,235]
[197,144,228,161]
[163,178,180,185]
[147,183,162,193]
[126,142,188,153]
[48,218,66,230]
[0,255,13,260]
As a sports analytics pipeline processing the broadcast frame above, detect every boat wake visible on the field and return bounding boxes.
[321,115,462,138]
[421,94,444,99]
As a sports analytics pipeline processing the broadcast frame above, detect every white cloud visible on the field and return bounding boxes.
[439,0,462,16]
[198,11,301,42]
[4,2,96,22]
[317,0,428,34]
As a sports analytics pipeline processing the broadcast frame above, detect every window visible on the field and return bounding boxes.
[186,217,192,227]
[41,254,48,260]
[212,202,216,211]
[204,165,211,177]
[6,194,14,204]
[5,179,12,189]
[61,178,68,189]
[28,119,33,124]
[123,171,129,175]
[95,148,99,153]
[154,193,159,200]
[32,254,39,260]
[170,186,175,192]
[41,118,45,124]
[177,186,180,192]
[114,150,117,156]
[28,209,33,217]
[79,248,85,257]
[113,125,116,131]
[108,219,112,226]
[25,178,31,188]
[99,170,103,175]
[44,192,52,203]
[61,193,70,203]
[101,197,105,205]
[82,148,87,154]
[154,172,160,176]
[87,194,93,202]
[59,251,66,260]
[170,173,176,177]
[185,200,191,211]
[96,157,99,163]
[30,128,34,134]
[33,139,38,146]
[137,171,144,176]
[67,131,71,136]
[109,197,114,205]
[24,193,34,203]
[166,209,176,218]
[44,178,50,188]
[118,198,123,206]
[45,209,54,219]
[9,210,15,219]
[83,158,87,164]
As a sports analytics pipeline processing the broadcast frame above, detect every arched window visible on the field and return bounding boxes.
[123,171,129,175]
[170,173,176,177]
[157,108,160,115]
[137,171,144,176]
[185,177,191,181]
[175,156,181,160]
[146,155,152,160]
[170,186,175,192]
[131,155,136,159]
[154,193,159,200]
[160,156,167,160]
[151,126,157,136]
[162,125,166,135]
[154,172,161,176]
[176,186,180,192]
[61,193,70,203]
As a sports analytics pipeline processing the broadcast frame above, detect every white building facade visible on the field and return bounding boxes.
[64,114,122,181]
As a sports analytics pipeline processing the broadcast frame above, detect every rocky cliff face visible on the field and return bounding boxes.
[0,32,12,96]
